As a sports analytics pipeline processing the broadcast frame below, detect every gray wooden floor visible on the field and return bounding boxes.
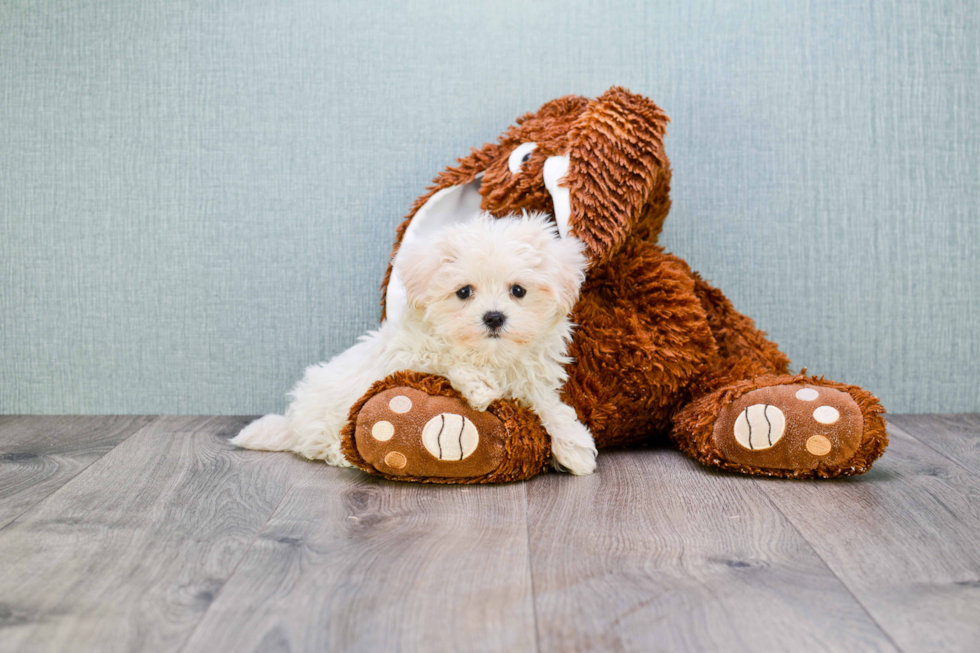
[0,415,978,653]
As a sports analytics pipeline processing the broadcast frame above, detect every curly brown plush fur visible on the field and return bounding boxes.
[344,86,887,483]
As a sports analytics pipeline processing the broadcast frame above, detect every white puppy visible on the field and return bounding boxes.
[232,213,597,475]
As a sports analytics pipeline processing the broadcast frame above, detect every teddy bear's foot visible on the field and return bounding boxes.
[339,371,551,484]
[673,374,888,478]
[354,386,507,478]
[713,382,865,471]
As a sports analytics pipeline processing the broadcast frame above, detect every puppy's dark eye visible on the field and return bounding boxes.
[510,284,526,298]
[456,285,473,300]
[521,152,532,164]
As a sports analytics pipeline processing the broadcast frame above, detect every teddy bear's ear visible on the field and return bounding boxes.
[381,141,503,322]
[561,87,670,264]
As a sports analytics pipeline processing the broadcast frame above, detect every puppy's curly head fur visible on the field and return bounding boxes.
[395,213,586,356]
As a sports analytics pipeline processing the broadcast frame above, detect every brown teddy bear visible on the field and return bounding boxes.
[340,87,888,483]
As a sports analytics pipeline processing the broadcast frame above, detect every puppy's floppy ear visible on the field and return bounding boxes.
[393,230,457,310]
[393,241,440,311]
[546,235,588,317]
[565,87,670,263]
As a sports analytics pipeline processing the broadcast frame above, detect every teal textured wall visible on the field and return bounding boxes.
[2,0,978,414]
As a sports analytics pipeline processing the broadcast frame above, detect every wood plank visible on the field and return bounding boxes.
[0,415,154,529]
[0,416,305,653]
[525,449,897,653]
[181,465,537,653]
[756,424,980,652]
[888,413,980,475]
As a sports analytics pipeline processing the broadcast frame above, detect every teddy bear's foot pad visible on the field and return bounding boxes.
[712,384,863,471]
[354,387,506,478]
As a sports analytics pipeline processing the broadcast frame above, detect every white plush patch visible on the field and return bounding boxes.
[795,388,819,401]
[387,156,576,322]
[371,420,395,441]
[421,413,479,461]
[543,155,571,239]
[508,142,537,174]
[388,395,412,413]
[813,406,840,424]
[733,404,786,450]
[386,178,485,324]
[386,153,579,325]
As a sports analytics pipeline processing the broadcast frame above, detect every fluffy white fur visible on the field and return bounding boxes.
[232,213,598,474]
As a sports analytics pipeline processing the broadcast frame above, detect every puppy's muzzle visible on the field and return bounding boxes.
[482,311,506,334]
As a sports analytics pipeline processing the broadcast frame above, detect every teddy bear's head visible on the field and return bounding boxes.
[383,87,671,322]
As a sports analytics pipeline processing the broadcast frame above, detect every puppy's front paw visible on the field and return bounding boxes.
[460,383,499,412]
[552,438,598,475]
[550,422,598,475]
[325,440,355,468]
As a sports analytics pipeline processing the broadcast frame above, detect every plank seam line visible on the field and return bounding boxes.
[523,481,543,653]
[887,420,980,481]
[752,480,907,653]
[0,415,158,534]
[175,468,301,653]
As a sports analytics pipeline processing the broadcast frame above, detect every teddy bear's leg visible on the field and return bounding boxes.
[339,370,551,484]
[671,373,888,478]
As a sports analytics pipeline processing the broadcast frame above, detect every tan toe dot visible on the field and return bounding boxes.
[388,395,413,413]
[371,420,394,441]
[384,451,407,469]
[813,406,840,424]
[806,435,832,456]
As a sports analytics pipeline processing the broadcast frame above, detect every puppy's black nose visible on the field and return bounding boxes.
[482,311,506,330]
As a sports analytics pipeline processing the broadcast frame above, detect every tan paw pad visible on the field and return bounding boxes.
[421,414,479,461]
[733,404,785,450]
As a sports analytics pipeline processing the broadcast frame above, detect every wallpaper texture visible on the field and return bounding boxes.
[2,0,977,414]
